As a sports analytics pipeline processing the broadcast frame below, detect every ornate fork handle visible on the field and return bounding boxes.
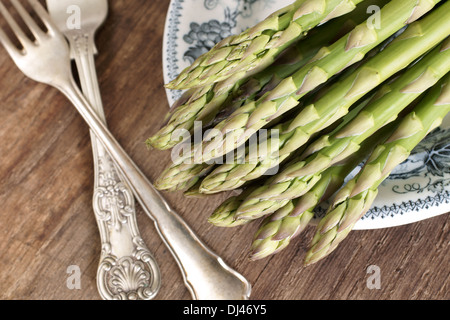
[70,33,161,300]
[65,35,251,300]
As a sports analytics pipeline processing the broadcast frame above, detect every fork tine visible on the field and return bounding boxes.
[0,0,33,47]
[26,0,57,35]
[0,25,21,58]
[10,0,44,41]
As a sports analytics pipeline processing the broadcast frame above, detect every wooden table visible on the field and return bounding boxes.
[0,0,448,301]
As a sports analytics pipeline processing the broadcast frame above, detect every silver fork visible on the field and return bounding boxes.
[45,0,161,300]
[0,0,251,300]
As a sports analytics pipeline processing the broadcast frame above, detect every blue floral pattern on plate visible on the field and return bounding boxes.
[162,0,450,230]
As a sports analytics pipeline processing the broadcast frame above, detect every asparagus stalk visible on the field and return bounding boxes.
[154,59,353,192]
[250,201,313,260]
[198,90,367,194]
[249,174,343,260]
[147,83,229,150]
[198,120,300,193]
[208,116,393,257]
[148,2,380,150]
[196,0,442,164]
[183,179,209,198]
[167,32,390,195]
[208,187,258,228]
[305,70,450,266]
[149,53,312,151]
[155,74,344,192]
[249,123,395,260]
[234,40,450,221]
[166,0,366,90]
[198,3,450,193]
[153,140,216,191]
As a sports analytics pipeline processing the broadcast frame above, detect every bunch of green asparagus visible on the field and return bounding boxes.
[148,0,450,265]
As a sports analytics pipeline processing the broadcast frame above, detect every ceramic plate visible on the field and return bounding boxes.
[162,0,450,230]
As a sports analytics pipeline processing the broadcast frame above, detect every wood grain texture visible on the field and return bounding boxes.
[0,0,448,300]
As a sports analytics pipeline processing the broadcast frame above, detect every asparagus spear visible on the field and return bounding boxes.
[208,187,258,228]
[155,73,346,192]
[250,200,311,260]
[148,2,381,150]
[165,32,389,194]
[166,0,366,90]
[198,90,367,194]
[195,0,442,164]
[153,140,216,191]
[154,59,354,192]
[305,70,450,266]
[147,83,228,150]
[234,40,450,221]
[183,179,209,199]
[149,52,312,151]
[198,3,450,193]
[249,123,395,260]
